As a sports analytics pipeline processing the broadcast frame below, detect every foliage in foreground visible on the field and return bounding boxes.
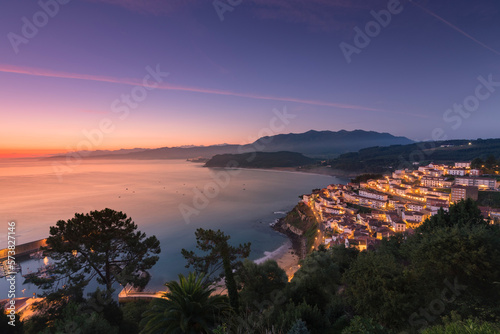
[21,200,500,333]
[140,272,231,334]
[181,228,251,312]
[23,288,143,334]
[422,318,500,334]
[40,208,161,293]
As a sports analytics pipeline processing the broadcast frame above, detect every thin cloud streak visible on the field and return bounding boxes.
[0,64,428,118]
[84,0,200,15]
[410,1,500,56]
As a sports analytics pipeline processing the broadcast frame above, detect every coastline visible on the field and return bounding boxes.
[206,165,357,179]
[212,239,301,296]
[275,243,301,280]
[254,239,300,280]
[271,217,306,259]
[270,166,359,178]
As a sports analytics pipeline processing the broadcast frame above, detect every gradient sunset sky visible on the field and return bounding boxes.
[1,0,499,158]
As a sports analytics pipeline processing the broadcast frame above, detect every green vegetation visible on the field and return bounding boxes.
[283,202,320,252]
[39,208,161,292]
[288,320,310,334]
[23,209,160,334]
[478,191,500,209]
[422,315,500,334]
[472,155,500,176]
[204,151,317,168]
[350,173,384,183]
[235,259,288,311]
[283,202,315,230]
[38,299,120,334]
[304,224,319,251]
[328,138,500,173]
[20,201,500,333]
[24,289,139,334]
[181,228,251,313]
[0,306,23,333]
[140,272,231,334]
[346,202,372,214]
[341,316,387,334]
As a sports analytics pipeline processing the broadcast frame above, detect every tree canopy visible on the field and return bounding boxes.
[236,259,287,311]
[181,228,250,312]
[41,208,161,292]
[140,272,231,334]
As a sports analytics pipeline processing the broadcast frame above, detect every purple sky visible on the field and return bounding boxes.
[1,0,499,156]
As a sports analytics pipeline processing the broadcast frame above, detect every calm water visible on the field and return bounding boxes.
[0,159,346,295]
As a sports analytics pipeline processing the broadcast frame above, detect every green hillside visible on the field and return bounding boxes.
[204,151,317,168]
[327,138,500,173]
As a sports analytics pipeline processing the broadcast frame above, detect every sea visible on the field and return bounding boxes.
[0,159,347,297]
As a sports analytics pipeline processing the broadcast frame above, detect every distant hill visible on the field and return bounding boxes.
[204,151,317,168]
[45,130,413,160]
[45,145,241,160]
[251,130,414,158]
[46,148,149,158]
[328,138,500,173]
[99,145,241,160]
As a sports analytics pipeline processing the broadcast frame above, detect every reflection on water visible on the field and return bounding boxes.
[0,159,345,292]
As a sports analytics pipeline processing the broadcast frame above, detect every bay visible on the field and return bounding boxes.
[0,159,346,295]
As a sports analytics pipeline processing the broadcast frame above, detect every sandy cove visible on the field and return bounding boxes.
[211,240,301,295]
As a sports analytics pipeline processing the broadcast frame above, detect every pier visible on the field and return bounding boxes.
[0,239,47,261]
[118,284,167,303]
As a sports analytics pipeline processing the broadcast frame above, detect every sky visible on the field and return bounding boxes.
[0,0,499,158]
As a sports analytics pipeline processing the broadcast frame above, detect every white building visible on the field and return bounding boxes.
[455,162,471,168]
[446,168,467,176]
[469,169,481,176]
[406,203,425,211]
[428,169,444,177]
[421,177,446,188]
[391,220,407,232]
[359,190,388,202]
[323,206,344,215]
[455,177,498,190]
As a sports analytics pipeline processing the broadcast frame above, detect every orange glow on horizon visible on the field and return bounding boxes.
[0,140,239,159]
[0,149,68,159]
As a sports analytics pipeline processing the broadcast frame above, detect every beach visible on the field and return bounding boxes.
[275,243,301,281]
[212,240,301,295]
[254,239,301,280]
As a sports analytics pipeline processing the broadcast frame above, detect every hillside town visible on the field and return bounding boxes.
[302,162,500,252]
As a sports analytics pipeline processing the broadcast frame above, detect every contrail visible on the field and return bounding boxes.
[409,0,500,56]
[0,64,429,118]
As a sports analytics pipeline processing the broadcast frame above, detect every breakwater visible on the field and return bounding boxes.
[0,239,47,261]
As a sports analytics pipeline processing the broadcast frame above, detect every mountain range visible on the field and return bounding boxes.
[46,130,414,160]
[251,130,413,157]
